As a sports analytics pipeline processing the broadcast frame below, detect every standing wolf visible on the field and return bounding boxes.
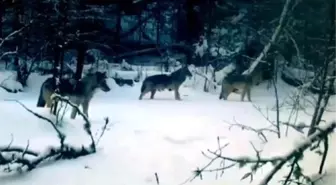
[139,65,193,100]
[219,68,262,102]
[37,71,111,119]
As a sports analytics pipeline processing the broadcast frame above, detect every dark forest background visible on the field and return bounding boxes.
[0,0,334,89]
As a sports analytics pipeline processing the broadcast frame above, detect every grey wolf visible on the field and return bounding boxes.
[138,66,193,100]
[37,71,111,119]
[219,69,262,101]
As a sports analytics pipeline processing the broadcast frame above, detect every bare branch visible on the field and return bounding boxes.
[0,21,34,48]
[243,0,293,75]
[258,122,336,185]
[4,99,66,145]
[51,94,96,151]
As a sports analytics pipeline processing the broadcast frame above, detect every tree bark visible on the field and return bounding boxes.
[75,44,87,81]
[115,4,122,45]
[0,1,3,38]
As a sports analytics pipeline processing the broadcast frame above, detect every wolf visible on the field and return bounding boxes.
[138,65,193,100]
[37,71,111,119]
[219,68,262,102]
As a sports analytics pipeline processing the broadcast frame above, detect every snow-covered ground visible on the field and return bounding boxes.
[0,69,335,185]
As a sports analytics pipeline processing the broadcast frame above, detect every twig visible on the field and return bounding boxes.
[193,70,219,88]
[258,122,336,185]
[51,94,96,151]
[95,117,110,146]
[4,99,66,145]
[0,146,39,157]
[0,20,34,47]
[155,172,160,185]
[0,97,110,172]
[226,119,276,143]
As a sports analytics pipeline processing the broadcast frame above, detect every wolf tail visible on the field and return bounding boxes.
[36,83,46,107]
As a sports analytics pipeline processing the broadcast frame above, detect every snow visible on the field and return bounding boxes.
[194,37,208,58]
[210,46,233,57]
[0,71,23,92]
[0,67,336,185]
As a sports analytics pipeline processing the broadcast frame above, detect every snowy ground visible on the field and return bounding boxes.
[0,71,335,185]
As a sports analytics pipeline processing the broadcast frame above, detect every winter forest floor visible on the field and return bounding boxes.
[0,71,335,185]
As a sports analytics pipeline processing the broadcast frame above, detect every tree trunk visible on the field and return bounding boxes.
[75,44,87,81]
[53,46,61,79]
[51,45,61,115]
[13,2,27,86]
[185,0,204,44]
[203,65,209,92]
[0,1,3,38]
[115,4,122,45]
[156,1,161,45]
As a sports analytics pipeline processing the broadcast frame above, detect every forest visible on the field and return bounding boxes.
[0,0,335,185]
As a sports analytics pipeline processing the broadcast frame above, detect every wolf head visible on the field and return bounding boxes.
[95,72,111,92]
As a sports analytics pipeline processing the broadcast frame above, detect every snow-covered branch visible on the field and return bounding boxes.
[0,21,33,48]
[259,121,336,185]
[0,98,111,172]
[190,121,335,185]
[0,49,18,60]
[231,9,247,24]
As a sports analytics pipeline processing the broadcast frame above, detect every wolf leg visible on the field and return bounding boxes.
[139,84,151,100]
[174,86,181,100]
[42,89,53,108]
[70,98,81,119]
[220,84,232,100]
[37,87,47,107]
[139,81,150,100]
[241,86,247,102]
[246,87,252,102]
[139,90,149,100]
[48,93,56,114]
[70,106,78,119]
[82,100,90,118]
[150,90,156,99]
[219,89,228,100]
[219,83,225,100]
[46,97,53,108]
[139,93,144,100]
[222,89,230,100]
[139,90,145,100]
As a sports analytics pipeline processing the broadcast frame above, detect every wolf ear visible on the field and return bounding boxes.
[98,71,107,78]
[187,64,195,71]
[181,63,189,68]
[102,71,108,78]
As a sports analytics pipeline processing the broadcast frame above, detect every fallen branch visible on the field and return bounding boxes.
[0,98,110,172]
[0,146,39,157]
[5,99,66,145]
